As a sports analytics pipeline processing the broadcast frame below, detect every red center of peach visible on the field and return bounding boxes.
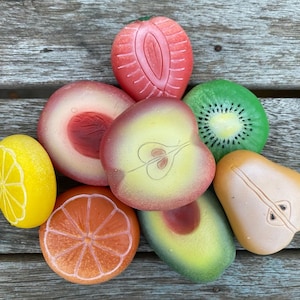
[162,201,200,235]
[67,112,112,158]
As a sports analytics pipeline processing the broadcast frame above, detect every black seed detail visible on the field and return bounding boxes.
[279,204,287,211]
[195,98,258,154]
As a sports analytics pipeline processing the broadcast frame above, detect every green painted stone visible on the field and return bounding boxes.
[138,189,236,283]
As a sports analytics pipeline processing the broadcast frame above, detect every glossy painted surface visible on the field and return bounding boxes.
[100,97,216,210]
[214,150,300,255]
[37,80,134,186]
[138,189,236,282]
[111,16,193,101]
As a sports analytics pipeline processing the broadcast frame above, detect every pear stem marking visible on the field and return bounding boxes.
[231,166,296,233]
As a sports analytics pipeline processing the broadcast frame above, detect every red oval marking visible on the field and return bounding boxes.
[135,22,170,89]
[151,148,168,169]
[67,112,112,158]
[144,33,163,80]
[162,201,200,235]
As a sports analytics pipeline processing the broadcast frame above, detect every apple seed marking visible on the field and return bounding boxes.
[128,141,190,180]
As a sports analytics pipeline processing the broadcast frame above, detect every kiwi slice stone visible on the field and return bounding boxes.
[183,79,269,162]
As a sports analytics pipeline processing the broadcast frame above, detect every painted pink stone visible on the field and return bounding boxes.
[111,16,193,101]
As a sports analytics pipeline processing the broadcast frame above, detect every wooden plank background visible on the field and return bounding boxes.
[1,0,300,89]
[1,0,300,299]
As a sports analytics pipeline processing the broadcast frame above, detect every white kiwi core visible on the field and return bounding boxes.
[209,112,243,139]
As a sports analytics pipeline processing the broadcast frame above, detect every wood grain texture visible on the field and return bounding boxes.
[0,251,299,300]
[1,0,300,298]
[1,0,300,89]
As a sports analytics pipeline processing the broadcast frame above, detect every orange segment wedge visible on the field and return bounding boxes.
[39,185,140,285]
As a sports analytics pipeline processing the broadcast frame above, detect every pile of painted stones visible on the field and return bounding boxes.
[1,16,295,285]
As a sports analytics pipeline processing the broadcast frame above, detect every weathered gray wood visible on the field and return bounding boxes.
[261,98,300,168]
[0,250,299,299]
[1,0,300,89]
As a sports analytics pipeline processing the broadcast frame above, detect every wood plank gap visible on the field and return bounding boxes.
[1,248,299,262]
[1,87,300,100]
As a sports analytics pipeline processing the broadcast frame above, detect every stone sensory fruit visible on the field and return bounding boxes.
[0,134,56,228]
[37,80,135,186]
[213,149,300,255]
[183,79,269,162]
[138,189,236,282]
[100,97,216,211]
[111,16,193,101]
[39,185,140,285]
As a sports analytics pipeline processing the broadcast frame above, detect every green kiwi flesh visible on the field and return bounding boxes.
[183,79,269,162]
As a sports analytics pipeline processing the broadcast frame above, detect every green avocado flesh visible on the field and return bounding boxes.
[137,189,236,283]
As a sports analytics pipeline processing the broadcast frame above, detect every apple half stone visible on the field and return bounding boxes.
[100,97,216,211]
